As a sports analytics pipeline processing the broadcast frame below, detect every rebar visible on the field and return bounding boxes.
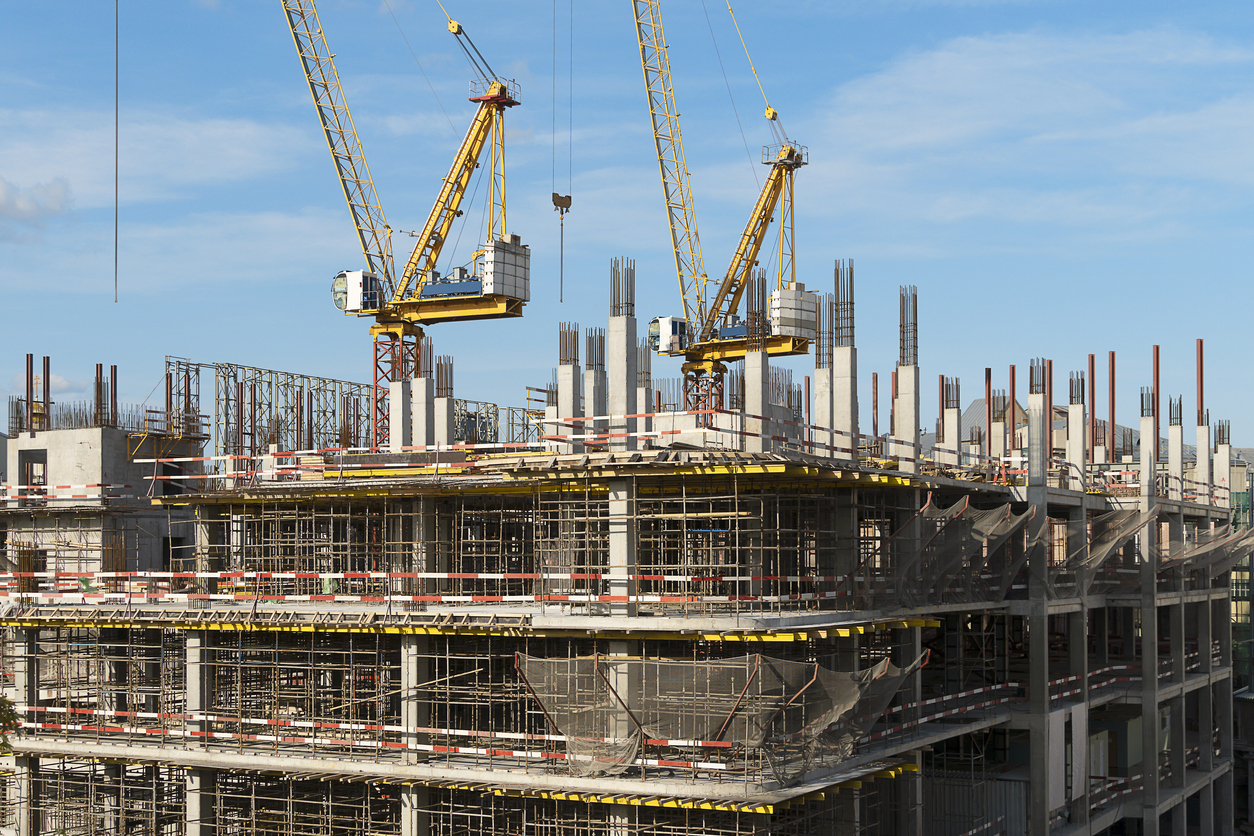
[585,328,605,371]
[558,322,580,367]
[835,258,854,347]
[610,256,636,317]
[898,285,917,367]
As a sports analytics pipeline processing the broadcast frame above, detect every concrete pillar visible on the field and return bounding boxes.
[1026,410,1052,836]
[607,478,637,617]
[991,420,1007,460]
[941,406,961,466]
[543,404,560,452]
[895,365,919,473]
[557,365,582,454]
[412,377,435,449]
[584,368,607,449]
[388,379,412,453]
[1168,694,1186,788]
[434,398,455,448]
[193,510,218,600]
[1027,393,1048,488]
[401,786,430,836]
[14,756,40,836]
[1168,424,1183,501]
[636,386,652,448]
[1216,442,1231,509]
[745,351,770,454]
[1140,440,1161,836]
[1066,402,1086,491]
[833,345,858,459]
[1197,423,1211,505]
[186,768,216,836]
[813,366,833,458]
[100,763,122,835]
[1141,416,1156,501]
[186,631,213,748]
[608,316,637,452]
[401,635,431,765]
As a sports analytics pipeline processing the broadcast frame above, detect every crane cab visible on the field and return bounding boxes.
[332,270,380,313]
[649,316,688,353]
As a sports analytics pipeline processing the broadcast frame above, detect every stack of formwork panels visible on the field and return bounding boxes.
[481,234,531,301]
[769,283,819,340]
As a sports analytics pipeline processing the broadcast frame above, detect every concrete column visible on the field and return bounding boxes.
[813,366,833,457]
[1168,424,1183,501]
[433,398,455,448]
[745,351,770,454]
[636,386,652,448]
[1026,420,1052,836]
[186,768,216,836]
[401,635,431,765]
[991,420,1007,459]
[1066,402,1086,491]
[193,510,219,600]
[14,756,40,836]
[895,365,919,473]
[543,404,559,452]
[941,406,961,466]
[1196,423,1212,505]
[1140,449,1161,836]
[1216,442,1231,509]
[608,316,637,452]
[584,368,607,449]
[1168,694,1186,788]
[388,379,412,452]
[100,763,122,836]
[411,377,435,449]
[1141,416,1156,501]
[557,365,582,454]
[834,345,858,459]
[607,478,637,617]
[401,786,430,836]
[1027,393,1048,488]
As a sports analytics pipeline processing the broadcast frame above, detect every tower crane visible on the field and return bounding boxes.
[634,0,815,413]
[283,0,527,447]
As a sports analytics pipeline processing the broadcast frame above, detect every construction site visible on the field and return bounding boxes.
[1,2,1251,836]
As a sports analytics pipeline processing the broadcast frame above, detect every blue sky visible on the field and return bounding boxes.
[3,0,1253,442]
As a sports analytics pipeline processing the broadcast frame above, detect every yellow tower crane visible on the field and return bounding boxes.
[634,0,814,414]
[283,0,526,446]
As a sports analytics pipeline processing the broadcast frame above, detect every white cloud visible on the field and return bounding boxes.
[0,176,71,240]
[0,107,314,211]
[796,28,1254,246]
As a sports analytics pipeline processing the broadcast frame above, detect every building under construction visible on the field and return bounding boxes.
[1,261,1249,836]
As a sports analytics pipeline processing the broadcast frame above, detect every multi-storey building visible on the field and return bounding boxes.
[1,295,1246,836]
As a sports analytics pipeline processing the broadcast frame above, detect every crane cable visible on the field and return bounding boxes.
[550,0,572,303]
[381,0,458,137]
[727,3,788,144]
[434,0,499,81]
[700,0,758,189]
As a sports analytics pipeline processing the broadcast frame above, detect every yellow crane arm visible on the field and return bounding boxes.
[633,0,707,328]
[698,143,804,344]
[391,82,515,303]
[282,0,394,298]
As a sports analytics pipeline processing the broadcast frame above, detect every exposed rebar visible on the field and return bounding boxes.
[610,256,636,317]
[559,322,580,367]
[898,285,917,367]
[835,259,854,348]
